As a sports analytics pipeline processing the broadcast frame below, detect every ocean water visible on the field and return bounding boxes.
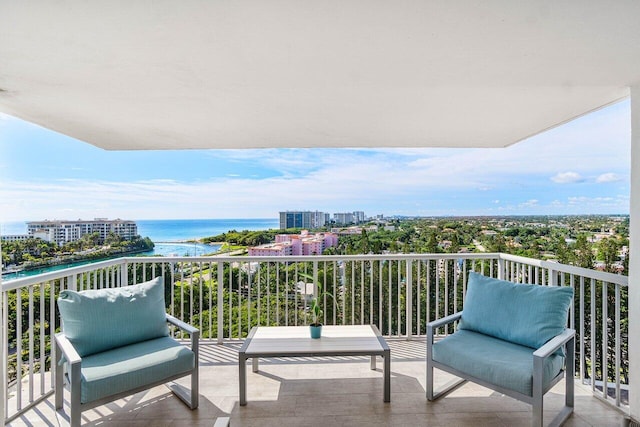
[1,218,279,278]
[1,218,279,242]
[137,218,278,256]
[136,218,279,242]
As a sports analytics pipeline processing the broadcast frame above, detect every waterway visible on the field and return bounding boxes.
[1,218,278,280]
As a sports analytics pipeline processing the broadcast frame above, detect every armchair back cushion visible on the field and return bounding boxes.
[57,277,169,357]
[458,272,573,349]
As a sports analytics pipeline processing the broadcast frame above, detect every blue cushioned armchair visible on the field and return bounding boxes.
[54,277,199,427]
[426,272,575,427]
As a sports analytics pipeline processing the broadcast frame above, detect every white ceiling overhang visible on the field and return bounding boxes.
[1,1,639,150]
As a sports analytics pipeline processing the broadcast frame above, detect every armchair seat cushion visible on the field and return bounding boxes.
[432,329,564,396]
[80,336,195,404]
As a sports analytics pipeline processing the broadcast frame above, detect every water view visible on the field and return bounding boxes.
[1,218,279,279]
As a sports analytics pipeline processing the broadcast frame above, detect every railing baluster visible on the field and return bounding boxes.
[180,263,185,323]
[28,285,34,403]
[579,275,585,382]
[426,259,431,324]
[16,289,22,411]
[369,260,374,326]
[239,264,244,335]
[39,283,45,396]
[406,259,412,339]
[435,259,440,323]
[170,262,176,318]
[387,261,392,336]
[417,260,422,336]
[276,262,280,326]
[590,277,596,393]
[444,260,449,323]
[360,261,365,326]
[198,262,203,334]
[615,283,621,407]
[49,280,57,393]
[602,281,608,400]
[333,261,342,330]
[352,260,356,326]
[1,288,7,421]
[397,261,401,336]
[228,261,233,339]
[285,262,289,327]
[267,262,271,325]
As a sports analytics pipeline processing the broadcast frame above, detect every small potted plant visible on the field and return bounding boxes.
[301,272,336,339]
[309,296,323,339]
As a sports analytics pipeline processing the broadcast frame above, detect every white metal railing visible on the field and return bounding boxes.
[0,253,629,423]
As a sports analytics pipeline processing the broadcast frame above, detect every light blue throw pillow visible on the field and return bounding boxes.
[57,277,169,357]
[458,272,573,349]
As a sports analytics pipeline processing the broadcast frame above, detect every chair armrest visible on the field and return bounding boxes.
[54,333,82,365]
[166,314,200,355]
[427,312,462,346]
[166,314,199,336]
[533,328,576,360]
[427,312,462,334]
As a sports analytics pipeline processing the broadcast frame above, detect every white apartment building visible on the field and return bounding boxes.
[27,218,138,246]
[0,234,30,243]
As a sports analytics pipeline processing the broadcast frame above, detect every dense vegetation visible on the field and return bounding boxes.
[202,215,629,279]
[1,232,154,272]
[201,228,301,247]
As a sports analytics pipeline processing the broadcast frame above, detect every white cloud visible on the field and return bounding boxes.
[519,199,539,208]
[0,101,631,220]
[564,195,629,211]
[551,172,584,184]
[596,173,622,183]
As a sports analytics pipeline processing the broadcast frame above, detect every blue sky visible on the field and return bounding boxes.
[0,100,630,223]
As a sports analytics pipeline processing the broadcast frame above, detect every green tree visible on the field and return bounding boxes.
[574,234,594,269]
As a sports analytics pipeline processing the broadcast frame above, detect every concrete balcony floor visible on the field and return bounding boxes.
[7,339,626,427]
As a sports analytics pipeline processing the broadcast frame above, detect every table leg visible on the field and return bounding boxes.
[252,357,259,372]
[383,349,391,402]
[239,354,247,406]
[370,355,376,370]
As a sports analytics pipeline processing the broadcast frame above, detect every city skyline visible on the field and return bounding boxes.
[0,100,630,223]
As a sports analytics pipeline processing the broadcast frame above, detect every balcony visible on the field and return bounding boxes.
[1,253,629,425]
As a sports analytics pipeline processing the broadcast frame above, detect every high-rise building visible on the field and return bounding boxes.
[333,212,355,225]
[279,211,326,230]
[353,211,366,223]
[27,218,138,246]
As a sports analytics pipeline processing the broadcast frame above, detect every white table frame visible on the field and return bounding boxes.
[238,324,391,405]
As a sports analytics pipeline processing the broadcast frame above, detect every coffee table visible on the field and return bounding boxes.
[238,324,390,405]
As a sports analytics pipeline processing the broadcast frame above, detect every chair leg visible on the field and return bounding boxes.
[69,362,82,427]
[190,332,199,409]
[426,362,434,400]
[532,352,544,427]
[54,342,64,410]
[190,369,199,409]
[532,394,543,427]
[566,337,575,410]
[548,337,575,427]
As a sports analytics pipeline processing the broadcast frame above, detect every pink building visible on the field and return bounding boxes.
[249,230,338,257]
[248,244,291,256]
